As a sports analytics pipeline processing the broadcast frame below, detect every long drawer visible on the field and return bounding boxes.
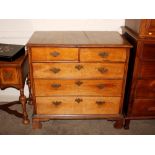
[36,96,121,115]
[139,42,155,61]
[80,48,127,62]
[31,47,78,61]
[135,80,155,98]
[139,62,155,78]
[131,99,155,116]
[32,63,125,79]
[34,79,123,96]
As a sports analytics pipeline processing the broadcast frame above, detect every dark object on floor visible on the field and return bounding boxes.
[0,43,25,61]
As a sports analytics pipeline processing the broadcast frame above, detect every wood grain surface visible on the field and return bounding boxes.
[34,79,123,96]
[27,31,131,47]
[32,62,125,79]
[36,96,121,115]
[31,47,78,61]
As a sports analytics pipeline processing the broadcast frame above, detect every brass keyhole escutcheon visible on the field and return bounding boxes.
[75,98,83,103]
[52,101,62,106]
[75,80,83,86]
[75,65,84,70]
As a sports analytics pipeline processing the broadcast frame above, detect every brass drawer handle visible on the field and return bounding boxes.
[98,67,108,74]
[75,80,83,86]
[50,67,61,74]
[96,84,105,89]
[99,52,109,58]
[4,72,12,79]
[52,101,62,106]
[96,101,106,105]
[51,83,61,88]
[75,98,83,103]
[75,65,83,70]
[50,51,60,57]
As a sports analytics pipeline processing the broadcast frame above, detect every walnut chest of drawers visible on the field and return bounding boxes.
[27,31,131,129]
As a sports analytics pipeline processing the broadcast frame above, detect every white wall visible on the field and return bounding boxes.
[0,19,125,101]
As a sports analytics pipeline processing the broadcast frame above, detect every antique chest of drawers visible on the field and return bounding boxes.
[122,19,155,129]
[27,31,131,129]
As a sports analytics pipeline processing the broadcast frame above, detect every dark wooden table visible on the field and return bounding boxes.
[0,53,32,124]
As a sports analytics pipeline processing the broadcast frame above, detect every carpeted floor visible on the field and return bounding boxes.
[0,100,155,135]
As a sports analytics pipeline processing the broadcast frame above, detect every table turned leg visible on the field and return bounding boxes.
[19,88,30,125]
[27,73,33,105]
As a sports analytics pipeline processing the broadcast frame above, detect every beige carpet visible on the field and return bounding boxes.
[0,100,155,135]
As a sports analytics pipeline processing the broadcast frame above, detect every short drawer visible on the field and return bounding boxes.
[0,67,19,84]
[33,62,125,79]
[139,62,155,78]
[131,99,155,116]
[31,47,78,61]
[140,42,155,61]
[36,97,121,115]
[80,48,127,62]
[135,80,155,98]
[34,79,123,96]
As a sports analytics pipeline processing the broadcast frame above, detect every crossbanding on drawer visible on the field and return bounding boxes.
[32,63,125,79]
[34,79,123,96]
[31,47,78,61]
[36,96,121,115]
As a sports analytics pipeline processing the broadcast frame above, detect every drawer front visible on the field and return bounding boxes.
[33,63,125,79]
[131,99,155,116]
[36,97,121,115]
[34,79,123,96]
[140,42,155,60]
[31,47,78,61]
[136,80,155,98]
[0,67,19,84]
[139,62,155,78]
[80,48,127,62]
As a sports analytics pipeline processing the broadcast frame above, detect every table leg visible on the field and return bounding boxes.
[27,73,33,105]
[19,88,30,125]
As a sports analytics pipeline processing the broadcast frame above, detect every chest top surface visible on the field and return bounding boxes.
[27,31,131,48]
